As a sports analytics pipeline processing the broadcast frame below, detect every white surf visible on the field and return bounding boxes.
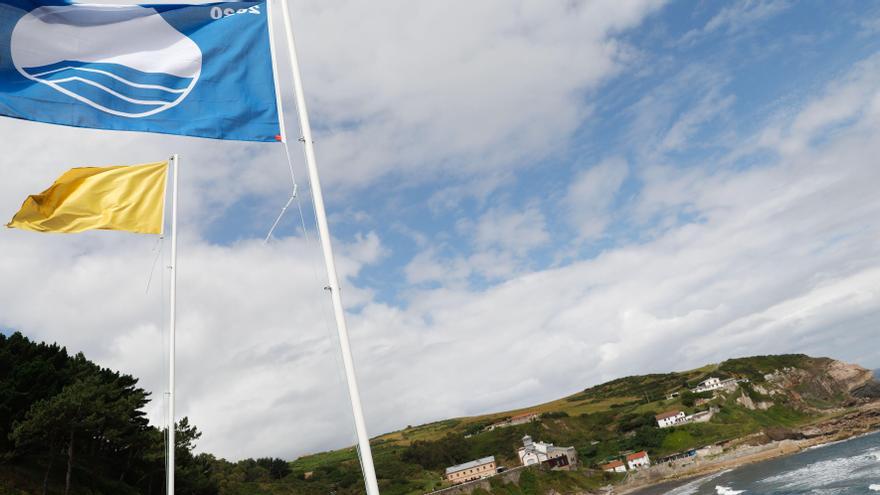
[663,470,732,495]
[714,486,745,495]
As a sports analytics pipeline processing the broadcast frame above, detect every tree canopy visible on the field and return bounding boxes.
[0,332,216,495]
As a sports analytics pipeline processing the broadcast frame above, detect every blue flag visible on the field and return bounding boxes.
[0,0,282,142]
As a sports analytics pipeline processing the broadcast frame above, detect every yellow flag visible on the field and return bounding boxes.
[7,162,168,234]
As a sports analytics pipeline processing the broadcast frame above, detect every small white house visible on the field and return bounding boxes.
[692,377,723,393]
[655,410,686,428]
[626,451,651,470]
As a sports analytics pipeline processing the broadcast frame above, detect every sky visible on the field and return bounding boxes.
[2,0,880,461]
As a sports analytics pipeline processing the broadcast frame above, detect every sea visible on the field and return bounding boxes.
[632,430,880,495]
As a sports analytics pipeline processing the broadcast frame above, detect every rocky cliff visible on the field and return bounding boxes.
[755,357,877,408]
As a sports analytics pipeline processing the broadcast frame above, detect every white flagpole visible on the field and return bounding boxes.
[275,2,381,494]
[167,154,179,495]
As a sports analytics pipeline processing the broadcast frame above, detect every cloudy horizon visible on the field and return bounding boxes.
[2,0,880,461]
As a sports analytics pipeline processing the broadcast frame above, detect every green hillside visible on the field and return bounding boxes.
[2,331,875,495]
[279,354,873,495]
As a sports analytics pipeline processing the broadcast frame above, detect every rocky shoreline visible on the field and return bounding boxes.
[612,400,880,495]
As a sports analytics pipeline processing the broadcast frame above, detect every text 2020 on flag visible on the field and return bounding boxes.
[0,0,281,141]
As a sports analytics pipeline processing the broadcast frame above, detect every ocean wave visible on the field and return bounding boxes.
[758,447,880,490]
[806,438,850,451]
[806,431,880,452]
[714,486,744,495]
[662,470,731,495]
[869,485,880,492]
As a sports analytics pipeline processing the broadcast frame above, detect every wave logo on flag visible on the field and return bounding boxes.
[11,5,202,118]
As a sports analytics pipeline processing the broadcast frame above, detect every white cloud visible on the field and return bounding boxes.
[289,0,667,191]
[623,65,736,161]
[404,247,471,286]
[679,0,791,45]
[858,13,880,37]
[402,204,551,286]
[473,205,549,256]
[759,54,880,155]
[403,245,521,286]
[565,158,629,240]
[659,87,735,151]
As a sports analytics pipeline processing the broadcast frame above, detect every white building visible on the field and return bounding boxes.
[655,410,686,428]
[517,436,577,467]
[626,451,651,470]
[692,377,723,393]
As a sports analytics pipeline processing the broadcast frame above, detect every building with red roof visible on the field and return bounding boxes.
[600,460,627,473]
[626,451,651,470]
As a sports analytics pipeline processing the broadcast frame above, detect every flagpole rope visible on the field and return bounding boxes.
[145,235,164,294]
[271,128,362,472]
[264,141,300,243]
[144,232,169,491]
[287,140,366,482]
[276,138,358,455]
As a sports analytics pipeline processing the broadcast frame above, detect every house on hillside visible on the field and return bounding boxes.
[655,410,686,428]
[445,456,496,484]
[485,412,540,431]
[692,377,723,393]
[626,451,651,470]
[509,412,540,425]
[600,460,627,473]
[517,435,577,468]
